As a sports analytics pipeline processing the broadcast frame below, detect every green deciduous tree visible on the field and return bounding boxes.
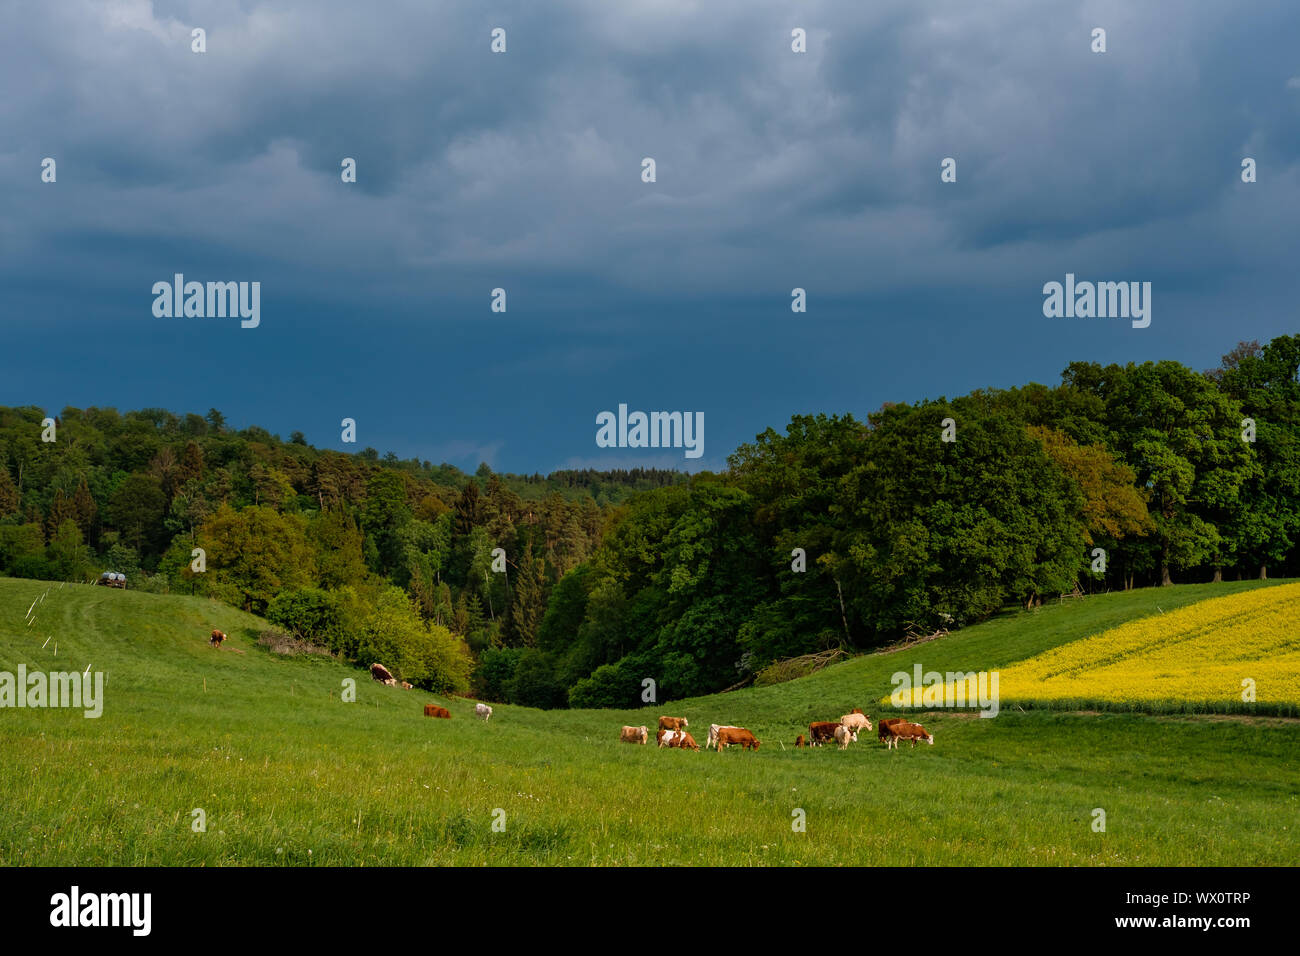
[47,519,93,581]
[832,399,1083,631]
[107,473,167,557]
[197,504,316,612]
[355,587,471,693]
[1213,336,1300,578]
[1065,360,1254,585]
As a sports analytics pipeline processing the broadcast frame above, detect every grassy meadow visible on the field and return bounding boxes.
[0,576,1296,866]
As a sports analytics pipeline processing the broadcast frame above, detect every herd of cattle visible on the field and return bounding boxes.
[365,655,933,752]
[620,711,934,753]
[201,635,938,751]
[424,701,494,721]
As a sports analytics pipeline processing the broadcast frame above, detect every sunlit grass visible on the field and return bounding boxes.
[1,577,1295,865]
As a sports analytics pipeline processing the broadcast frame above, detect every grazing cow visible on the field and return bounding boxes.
[370,662,396,684]
[834,724,858,750]
[706,724,740,750]
[808,721,841,746]
[851,707,864,715]
[621,725,649,744]
[715,727,760,752]
[877,716,907,745]
[209,629,227,648]
[671,731,700,751]
[475,703,493,721]
[840,712,873,734]
[424,704,451,719]
[795,734,806,748]
[656,729,681,748]
[658,716,689,732]
[883,720,933,749]
[400,681,413,690]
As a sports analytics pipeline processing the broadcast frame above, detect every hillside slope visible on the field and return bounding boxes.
[1,577,1295,866]
[684,579,1290,727]
[985,583,1300,714]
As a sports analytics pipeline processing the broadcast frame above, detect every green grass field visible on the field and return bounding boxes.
[1,577,1295,866]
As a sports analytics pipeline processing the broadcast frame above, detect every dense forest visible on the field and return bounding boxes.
[3,335,1297,707]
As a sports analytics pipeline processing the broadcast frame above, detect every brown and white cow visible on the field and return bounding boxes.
[834,724,858,750]
[475,703,493,721]
[883,720,934,749]
[621,725,649,744]
[209,629,227,648]
[657,728,681,748]
[715,727,759,752]
[808,721,841,746]
[658,716,689,732]
[424,704,451,719]
[400,681,413,690]
[370,662,396,684]
[795,734,806,748]
[877,716,907,745]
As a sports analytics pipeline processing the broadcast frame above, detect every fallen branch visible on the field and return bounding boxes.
[870,623,950,656]
[753,648,849,687]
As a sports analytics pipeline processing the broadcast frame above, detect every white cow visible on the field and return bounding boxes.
[840,713,872,734]
[834,724,858,750]
[475,703,493,721]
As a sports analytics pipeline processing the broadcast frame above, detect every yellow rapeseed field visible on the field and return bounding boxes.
[899,582,1300,713]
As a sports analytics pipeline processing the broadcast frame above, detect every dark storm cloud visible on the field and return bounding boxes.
[1,0,1297,471]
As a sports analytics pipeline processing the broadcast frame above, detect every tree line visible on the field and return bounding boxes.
[2,335,1296,706]
[0,407,645,694]
[491,336,1300,707]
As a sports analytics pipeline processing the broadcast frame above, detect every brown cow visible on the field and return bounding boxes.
[877,716,907,745]
[671,731,700,751]
[209,629,226,648]
[706,724,740,750]
[621,725,649,744]
[795,734,806,748]
[715,727,759,752]
[400,681,413,690]
[851,708,864,715]
[809,721,841,746]
[883,720,933,749]
[424,704,451,719]
[658,716,689,731]
[370,662,396,684]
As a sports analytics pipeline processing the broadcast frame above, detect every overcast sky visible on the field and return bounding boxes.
[2,0,1297,473]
